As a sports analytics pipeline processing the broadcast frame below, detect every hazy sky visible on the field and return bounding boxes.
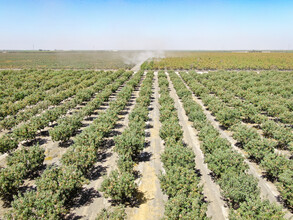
[1,0,292,50]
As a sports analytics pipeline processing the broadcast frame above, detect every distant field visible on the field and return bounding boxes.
[0,51,140,69]
[142,51,293,70]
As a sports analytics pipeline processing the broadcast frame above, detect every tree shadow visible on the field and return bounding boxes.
[97,151,113,163]
[58,139,74,148]
[86,165,107,181]
[138,151,152,162]
[145,131,151,138]
[84,116,98,121]
[100,138,115,150]
[145,123,153,129]
[23,138,48,146]
[65,213,83,220]
[107,130,121,138]
[70,187,101,209]
[39,130,49,137]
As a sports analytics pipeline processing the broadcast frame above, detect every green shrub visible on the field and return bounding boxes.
[6,191,66,219]
[160,166,200,198]
[277,169,293,209]
[164,192,209,220]
[36,165,85,203]
[0,135,18,153]
[229,199,285,220]
[100,170,138,204]
[96,205,126,220]
[219,172,260,207]
[205,148,248,178]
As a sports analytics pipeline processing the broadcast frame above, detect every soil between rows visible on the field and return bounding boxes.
[166,72,229,220]
[126,72,166,220]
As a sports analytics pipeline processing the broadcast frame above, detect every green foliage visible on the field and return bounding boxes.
[164,192,209,220]
[114,127,145,159]
[100,170,138,204]
[7,145,45,175]
[160,118,183,142]
[205,148,248,178]
[14,124,37,140]
[0,165,25,201]
[261,120,293,147]
[277,170,293,209]
[160,166,200,198]
[96,205,126,220]
[117,154,135,173]
[260,153,292,179]
[36,165,85,203]
[50,115,82,142]
[229,199,285,220]
[231,124,259,146]
[6,191,66,220]
[61,145,97,175]
[161,144,195,171]
[243,138,275,162]
[219,172,260,207]
[0,135,18,153]
[0,145,45,201]
[215,107,240,128]
[201,135,230,154]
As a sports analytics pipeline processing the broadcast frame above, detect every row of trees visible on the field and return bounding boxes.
[0,70,118,130]
[0,70,102,121]
[0,69,76,105]
[181,71,293,211]
[142,53,293,70]
[6,71,144,219]
[170,71,285,218]
[184,71,293,152]
[192,71,293,128]
[0,70,128,153]
[49,71,131,142]
[0,70,131,210]
[158,71,209,219]
[98,71,154,218]
[0,145,45,203]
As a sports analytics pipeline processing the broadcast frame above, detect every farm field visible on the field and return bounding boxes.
[0,51,144,69]
[142,52,293,70]
[0,59,292,219]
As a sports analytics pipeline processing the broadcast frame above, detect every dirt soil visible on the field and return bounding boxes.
[126,72,167,220]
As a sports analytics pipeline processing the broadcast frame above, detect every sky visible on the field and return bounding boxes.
[0,0,292,50]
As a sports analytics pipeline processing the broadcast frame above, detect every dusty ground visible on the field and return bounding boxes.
[126,72,167,220]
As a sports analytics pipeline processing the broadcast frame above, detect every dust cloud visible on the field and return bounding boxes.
[122,51,165,65]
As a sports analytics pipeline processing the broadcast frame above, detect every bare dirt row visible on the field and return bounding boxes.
[126,72,166,220]
[166,72,229,220]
